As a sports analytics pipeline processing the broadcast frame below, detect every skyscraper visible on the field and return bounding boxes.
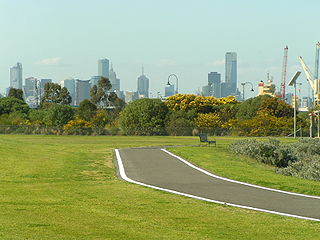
[24,77,37,98]
[98,58,110,78]
[225,52,237,96]
[75,79,91,106]
[61,79,75,105]
[137,67,149,98]
[10,62,23,89]
[208,72,221,98]
[109,64,120,92]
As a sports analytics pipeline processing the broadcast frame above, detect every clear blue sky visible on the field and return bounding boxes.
[0,0,319,97]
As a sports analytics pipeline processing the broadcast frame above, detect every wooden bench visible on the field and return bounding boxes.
[199,133,216,146]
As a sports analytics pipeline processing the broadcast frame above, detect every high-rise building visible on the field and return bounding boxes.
[39,79,52,98]
[75,79,91,106]
[61,79,75,105]
[90,76,101,87]
[224,52,237,96]
[125,91,139,103]
[201,85,212,97]
[24,77,37,98]
[109,64,120,92]
[208,72,221,98]
[137,68,149,98]
[98,58,110,78]
[10,62,23,89]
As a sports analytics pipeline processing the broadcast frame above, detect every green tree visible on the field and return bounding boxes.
[166,110,196,136]
[90,77,112,108]
[258,97,293,118]
[0,97,29,115]
[28,109,47,125]
[236,95,272,121]
[43,104,74,127]
[77,99,97,121]
[8,88,24,101]
[41,83,72,107]
[119,99,169,135]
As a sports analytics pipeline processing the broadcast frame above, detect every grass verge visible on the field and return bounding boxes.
[0,135,319,240]
[169,137,320,196]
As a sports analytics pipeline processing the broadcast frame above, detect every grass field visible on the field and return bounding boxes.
[0,135,319,240]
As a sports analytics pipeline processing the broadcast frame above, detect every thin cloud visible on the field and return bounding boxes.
[36,57,62,65]
[158,59,177,67]
[207,59,225,67]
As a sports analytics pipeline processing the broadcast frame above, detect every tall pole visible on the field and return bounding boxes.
[241,83,245,101]
[294,82,297,138]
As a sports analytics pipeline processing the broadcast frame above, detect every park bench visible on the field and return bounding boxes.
[198,133,216,146]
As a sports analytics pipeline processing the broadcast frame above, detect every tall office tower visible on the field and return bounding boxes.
[201,85,212,97]
[109,64,120,92]
[208,72,221,98]
[61,79,75,105]
[75,79,91,106]
[24,77,37,98]
[10,62,23,89]
[90,76,101,87]
[98,58,110,78]
[225,52,237,96]
[39,79,52,98]
[137,67,149,98]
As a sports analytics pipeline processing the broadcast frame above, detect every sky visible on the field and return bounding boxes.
[0,0,319,98]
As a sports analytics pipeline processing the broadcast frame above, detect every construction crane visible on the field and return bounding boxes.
[281,46,289,101]
[299,55,320,106]
[314,42,320,79]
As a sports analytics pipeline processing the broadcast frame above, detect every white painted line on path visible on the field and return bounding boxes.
[115,149,320,222]
[161,149,320,200]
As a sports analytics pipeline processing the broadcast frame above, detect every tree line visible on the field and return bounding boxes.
[0,77,309,136]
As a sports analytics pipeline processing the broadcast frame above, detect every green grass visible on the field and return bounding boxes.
[0,135,319,240]
[169,137,320,196]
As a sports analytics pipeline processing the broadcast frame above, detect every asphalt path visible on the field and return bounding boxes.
[116,147,320,221]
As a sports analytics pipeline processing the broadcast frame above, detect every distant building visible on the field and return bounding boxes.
[125,91,139,103]
[285,93,293,105]
[201,85,213,97]
[10,62,23,89]
[24,77,37,98]
[90,76,101,87]
[98,58,110,78]
[223,52,237,97]
[75,80,91,105]
[24,77,36,97]
[61,79,75,105]
[39,79,52,95]
[208,72,221,98]
[109,64,120,92]
[137,68,149,98]
[165,84,175,97]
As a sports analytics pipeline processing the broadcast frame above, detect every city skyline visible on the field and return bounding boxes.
[1,0,319,98]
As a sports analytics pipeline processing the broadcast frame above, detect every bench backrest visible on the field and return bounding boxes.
[199,133,208,142]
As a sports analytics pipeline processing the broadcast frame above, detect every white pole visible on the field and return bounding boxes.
[294,83,297,138]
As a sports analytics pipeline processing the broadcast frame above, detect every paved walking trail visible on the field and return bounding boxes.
[116,147,320,221]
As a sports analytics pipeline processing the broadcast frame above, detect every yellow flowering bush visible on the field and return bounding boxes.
[165,94,238,113]
[63,119,92,135]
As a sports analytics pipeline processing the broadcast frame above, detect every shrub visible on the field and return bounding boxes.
[166,110,196,136]
[230,139,296,167]
[43,104,74,127]
[230,138,320,181]
[119,99,168,136]
[64,119,92,135]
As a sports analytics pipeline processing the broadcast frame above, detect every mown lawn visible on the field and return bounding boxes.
[0,135,319,240]
[169,137,320,196]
